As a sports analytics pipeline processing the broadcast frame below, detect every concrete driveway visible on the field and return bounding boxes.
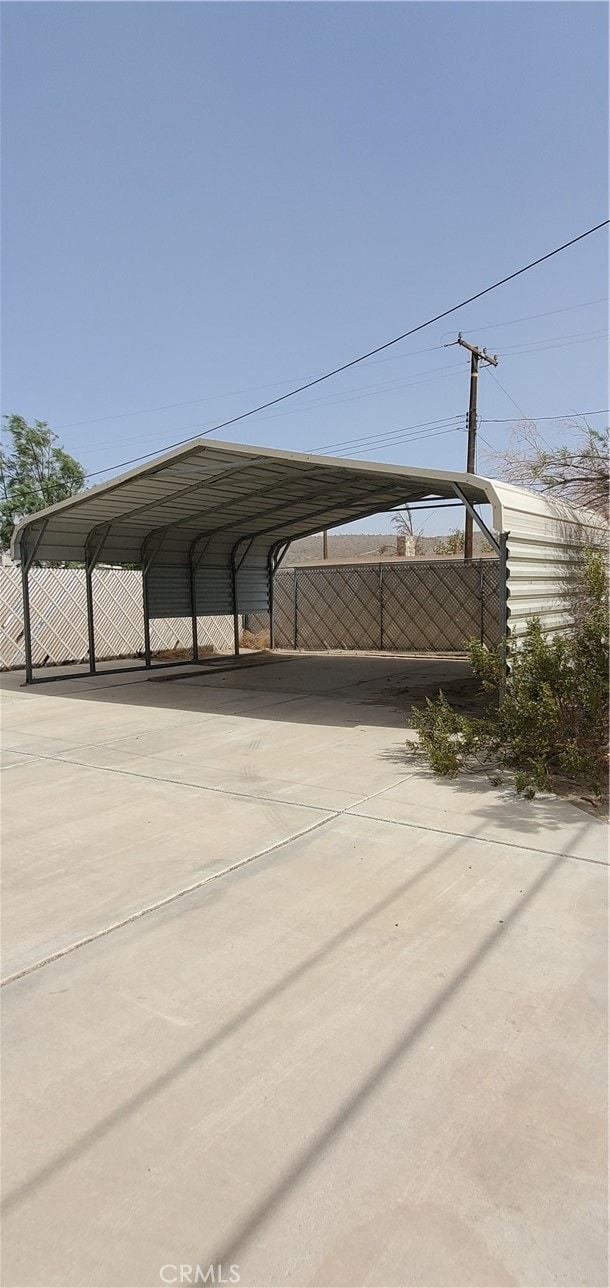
[1,652,607,1288]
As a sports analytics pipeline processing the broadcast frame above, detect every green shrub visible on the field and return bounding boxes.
[411,549,608,798]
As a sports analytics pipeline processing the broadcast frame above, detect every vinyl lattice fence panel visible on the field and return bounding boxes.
[381,560,500,651]
[273,570,296,650]
[296,566,382,650]
[0,566,235,670]
[249,559,500,653]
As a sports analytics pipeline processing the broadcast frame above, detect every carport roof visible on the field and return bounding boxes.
[10,437,534,565]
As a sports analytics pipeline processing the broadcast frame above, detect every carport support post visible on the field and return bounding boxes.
[189,553,199,662]
[230,537,254,657]
[499,533,509,698]
[268,542,290,650]
[20,552,34,685]
[19,522,48,685]
[140,533,167,668]
[85,568,96,674]
[84,526,111,675]
[268,547,276,650]
[231,549,240,656]
[142,562,152,667]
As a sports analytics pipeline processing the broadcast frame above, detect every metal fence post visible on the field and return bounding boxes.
[293,569,298,650]
[379,563,384,650]
[479,560,485,644]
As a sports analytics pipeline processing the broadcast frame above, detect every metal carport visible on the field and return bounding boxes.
[10,438,605,683]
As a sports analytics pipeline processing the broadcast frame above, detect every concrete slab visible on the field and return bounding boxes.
[1,654,607,1287]
[351,771,608,864]
[1,754,331,979]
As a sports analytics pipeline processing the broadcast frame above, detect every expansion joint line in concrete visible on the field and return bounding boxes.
[0,776,413,989]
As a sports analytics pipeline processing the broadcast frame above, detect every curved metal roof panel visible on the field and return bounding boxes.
[11,437,511,565]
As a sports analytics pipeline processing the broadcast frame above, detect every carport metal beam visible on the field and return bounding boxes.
[451,484,501,556]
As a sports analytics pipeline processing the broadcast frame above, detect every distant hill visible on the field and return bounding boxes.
[284,532,490,565]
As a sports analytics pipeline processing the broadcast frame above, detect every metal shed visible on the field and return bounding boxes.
[11,438,604,683]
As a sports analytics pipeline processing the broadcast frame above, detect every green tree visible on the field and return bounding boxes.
[434,528,465,556]
[0,415,85,551]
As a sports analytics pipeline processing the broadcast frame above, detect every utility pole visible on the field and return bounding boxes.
[454,334,498,561]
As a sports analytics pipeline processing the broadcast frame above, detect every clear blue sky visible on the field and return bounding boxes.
[2,1,608,534]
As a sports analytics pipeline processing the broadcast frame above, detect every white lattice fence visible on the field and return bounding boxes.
[0,566,235,670]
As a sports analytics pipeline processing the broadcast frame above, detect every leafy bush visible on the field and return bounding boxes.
[411,549,609,798]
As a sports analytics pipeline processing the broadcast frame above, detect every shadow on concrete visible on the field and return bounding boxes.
[1,653,477,731]
[205,855,562,1271]
[2,832,562,1228]
[379,749,608,839]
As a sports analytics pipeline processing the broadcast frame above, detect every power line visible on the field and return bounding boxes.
[481,367,555,449]
[498,326,607,351]
[87,369,465,456]
[314,415,463,453]
[45,297,609,436]
[60,324,604,460]
[72,328,607,457]
[482,366,530,420]
[497,330,608,357]
[83,218,609,478]
[54,340,451,432]
[327,426,465,457]
[315,420,465,456]
[480,408,609,424]
[477,433,497,454]
[453,295,607,337]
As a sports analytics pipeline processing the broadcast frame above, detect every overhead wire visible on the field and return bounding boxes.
[80,326,608,456]
[314,420,465,457]
[482,366,530,420]
[71,326,606,459]
[452,295,607,337]
[323,425,465,458]
[312,414,463,453]
[47,296,608,437]
[87,367,466,454]
[82,217,609,478]
[497,330,608,357]
[480,409,609,423]
[55,339,451,432]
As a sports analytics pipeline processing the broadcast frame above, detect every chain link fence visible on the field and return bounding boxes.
[249,559,501,653]
[0,566,235,670]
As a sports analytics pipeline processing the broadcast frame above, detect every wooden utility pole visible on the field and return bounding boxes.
[455,334,498,560]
